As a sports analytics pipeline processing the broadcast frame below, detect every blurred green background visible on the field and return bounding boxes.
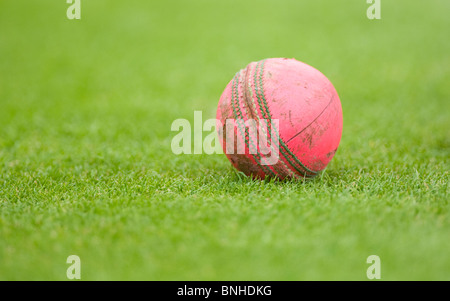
[0,0,449,280]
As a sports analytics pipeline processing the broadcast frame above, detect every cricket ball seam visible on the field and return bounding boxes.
[255,59,317,177]
[239,65,278,176]
[231,71,275,178]
[251,60,303,178]
[242,62,297,178]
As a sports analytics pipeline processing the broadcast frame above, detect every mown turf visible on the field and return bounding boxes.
[0,0,449,280]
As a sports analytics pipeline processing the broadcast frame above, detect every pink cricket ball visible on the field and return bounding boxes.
[216,58,343,179]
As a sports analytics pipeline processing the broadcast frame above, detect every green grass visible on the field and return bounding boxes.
[0,0,449,280]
